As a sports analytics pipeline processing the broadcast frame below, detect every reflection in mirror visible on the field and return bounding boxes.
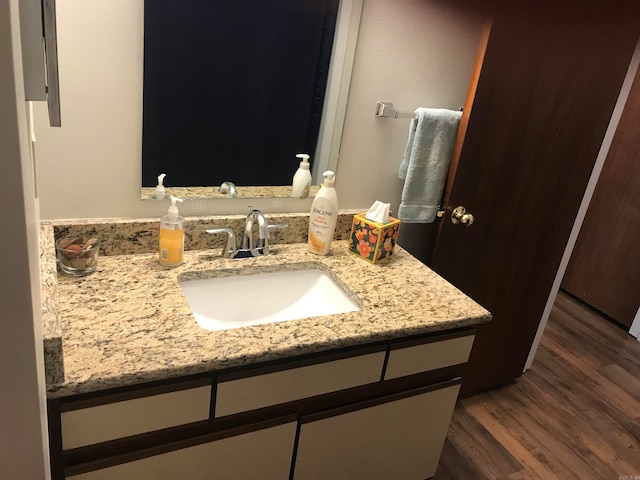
[141,0,348,199]
[140,184,319,200]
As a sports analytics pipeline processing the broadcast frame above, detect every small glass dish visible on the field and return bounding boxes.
[55,235,100,276]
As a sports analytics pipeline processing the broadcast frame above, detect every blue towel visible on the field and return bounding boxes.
[398,108,462,223]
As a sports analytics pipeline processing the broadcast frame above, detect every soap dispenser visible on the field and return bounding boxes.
[150,173,167,200]
[159,196,185,267]
[308,171,338,255]
[291,153,312,198]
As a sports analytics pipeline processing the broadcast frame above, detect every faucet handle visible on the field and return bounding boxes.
[267,223,288,237]
[206,228,237,258]
[256,223,288,251]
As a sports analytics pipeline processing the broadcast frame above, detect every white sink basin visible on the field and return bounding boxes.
[179,268,361,331]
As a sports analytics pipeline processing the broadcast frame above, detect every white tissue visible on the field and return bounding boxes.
[365,201,391,224]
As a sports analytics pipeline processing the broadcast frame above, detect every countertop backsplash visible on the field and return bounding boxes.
[50,211,359,256]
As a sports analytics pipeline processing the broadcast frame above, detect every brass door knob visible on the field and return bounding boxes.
[451,206,474,226]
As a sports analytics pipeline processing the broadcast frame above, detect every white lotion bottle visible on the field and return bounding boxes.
[291,153,312,198]
[151,173,166,199]
[308,171,338,255]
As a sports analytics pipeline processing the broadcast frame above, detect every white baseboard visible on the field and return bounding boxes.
[629,306,640,340]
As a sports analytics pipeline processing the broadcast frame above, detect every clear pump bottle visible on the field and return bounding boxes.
[159,196,184,267]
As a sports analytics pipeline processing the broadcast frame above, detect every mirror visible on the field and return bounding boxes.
[140,0,361,200]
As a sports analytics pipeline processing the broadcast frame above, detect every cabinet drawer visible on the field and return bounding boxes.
[215,349,386,417]
[67,420,297,480]
[61,381,211,450]
[384,333,475,380]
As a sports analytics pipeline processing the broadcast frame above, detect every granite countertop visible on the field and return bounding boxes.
[43,216,491,399]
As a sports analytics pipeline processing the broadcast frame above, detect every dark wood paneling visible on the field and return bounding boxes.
[562,63,640,327]
[434,292,640,479]
[432,5,640,394]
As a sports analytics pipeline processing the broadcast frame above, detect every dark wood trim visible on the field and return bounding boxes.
[58,375,213,412]
[388,328,475,351]
[379,344,391,382]
[216,343,388,383]
[64,414,299,477]
[209,377,218,419]
[47,399,65,480]
[300,378,462,424]
[288,417,303,480]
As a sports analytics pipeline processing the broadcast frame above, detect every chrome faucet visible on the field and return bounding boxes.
[206,209,287,258]
[242,209,269,250]
[219,181,237,198]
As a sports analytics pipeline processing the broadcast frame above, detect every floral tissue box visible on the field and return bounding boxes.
[348,213,401,264]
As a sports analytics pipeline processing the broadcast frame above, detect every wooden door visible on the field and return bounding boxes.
[561,62,640,328]
[430,6,639,395]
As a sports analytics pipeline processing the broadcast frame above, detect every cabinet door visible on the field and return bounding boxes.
[67,420,297,480]
[293,380,461,480]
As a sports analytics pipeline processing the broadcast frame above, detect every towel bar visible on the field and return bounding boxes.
[375,102,464,119]
[375,102,415,119]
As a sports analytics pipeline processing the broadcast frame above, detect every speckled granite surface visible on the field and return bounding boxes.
[42,213,491,399]
[40,223,64,384]
[140,185,320,200]
[41,212,357,384]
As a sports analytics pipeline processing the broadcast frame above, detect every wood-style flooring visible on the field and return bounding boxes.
[434,292,640,480]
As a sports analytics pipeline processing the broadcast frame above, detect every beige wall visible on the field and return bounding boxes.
[0,0,50,478]
[34,0,483,220]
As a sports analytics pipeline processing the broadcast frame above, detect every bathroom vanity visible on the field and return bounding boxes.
[43,215,490,480]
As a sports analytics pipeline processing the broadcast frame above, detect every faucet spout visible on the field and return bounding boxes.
[219,181,237,198]
[242,209,269,250]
